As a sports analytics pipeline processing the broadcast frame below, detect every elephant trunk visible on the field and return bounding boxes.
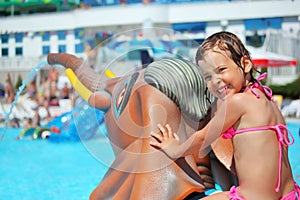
[47,53,100,92]
[47,53,82,71]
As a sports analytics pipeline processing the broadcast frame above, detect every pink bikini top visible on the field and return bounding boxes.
[222,73,295,192]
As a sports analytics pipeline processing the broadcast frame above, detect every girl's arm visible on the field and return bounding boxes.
[150,94,246,159]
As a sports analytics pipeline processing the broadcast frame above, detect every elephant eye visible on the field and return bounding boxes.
[113,79,130,119]
[113,72,139,119]
[116,86,127,110]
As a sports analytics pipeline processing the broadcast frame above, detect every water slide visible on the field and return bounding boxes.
[47,99,105,142]
[17,98,105,141]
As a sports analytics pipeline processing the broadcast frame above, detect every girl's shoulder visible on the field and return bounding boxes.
[222,93,256,113]
[225,92,252,104]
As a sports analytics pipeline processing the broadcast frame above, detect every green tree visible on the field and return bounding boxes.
[15,74,23,93]
[270,75,300,99]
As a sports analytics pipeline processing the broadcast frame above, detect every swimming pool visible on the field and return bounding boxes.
[0,120,299,199]
[0,127,113,200]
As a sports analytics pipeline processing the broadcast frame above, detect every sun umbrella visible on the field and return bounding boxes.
[247,46,297,68]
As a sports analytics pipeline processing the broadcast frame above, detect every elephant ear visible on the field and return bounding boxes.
[47,53,101,92]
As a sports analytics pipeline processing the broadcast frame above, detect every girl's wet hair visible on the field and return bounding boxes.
[195,31,258,83]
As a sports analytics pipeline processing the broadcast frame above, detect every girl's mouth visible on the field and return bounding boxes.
[217,85,229,95]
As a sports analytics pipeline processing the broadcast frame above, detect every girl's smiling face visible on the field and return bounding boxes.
[198,48,248,100]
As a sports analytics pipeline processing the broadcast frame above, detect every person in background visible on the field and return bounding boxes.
[48,66,59,83]
[31,103,41,128]
[60,82,71,99]
[27,79,37,100]
[49,80,59,106]
[10,116,20,128]
[4,73,15,104]
[47,66,60,106]
[37,76,51,120]
[24,118,33,128]
[0,82,5,100]
[150,31,300,199]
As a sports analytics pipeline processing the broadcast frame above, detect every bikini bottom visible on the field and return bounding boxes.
[227,186,244,200]
[281,182,300,200]
[227,182,300,200]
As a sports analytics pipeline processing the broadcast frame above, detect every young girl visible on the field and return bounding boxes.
[150,31,300,199]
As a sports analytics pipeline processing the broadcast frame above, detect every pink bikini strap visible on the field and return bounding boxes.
[273,124,294,192]
[228,124,295,192]
[245,73,274,101]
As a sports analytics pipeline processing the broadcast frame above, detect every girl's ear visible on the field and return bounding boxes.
[240,56,252,73]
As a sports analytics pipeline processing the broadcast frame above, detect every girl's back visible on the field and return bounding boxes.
[231,87,295,199]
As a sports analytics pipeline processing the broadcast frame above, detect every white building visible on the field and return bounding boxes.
[0,0,300,84]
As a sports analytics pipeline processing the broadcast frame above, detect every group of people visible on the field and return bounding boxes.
[28,66,73,125]
[150,31,299,199]
[3,66,73,128]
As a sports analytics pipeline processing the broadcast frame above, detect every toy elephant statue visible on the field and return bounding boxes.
[47,53,234,200]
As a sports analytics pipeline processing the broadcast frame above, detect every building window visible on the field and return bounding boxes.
[74,28,84,39]
[15,47,23,56]
[58,30,66,40]
[2,48,8,56]
[1,34,9,44]
[244,17,282,47]
[42,32,50,41]
[75,43,84,53]
[15,33,23,43]
[42,45,50,55]
[244,17,282,31]
[58,44,66,53]
[172,22,206,33]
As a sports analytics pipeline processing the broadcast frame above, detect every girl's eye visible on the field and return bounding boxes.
[204,75,212,81]
[217,67,226,73]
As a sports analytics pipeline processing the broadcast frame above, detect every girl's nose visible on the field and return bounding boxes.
[211,74,220,85]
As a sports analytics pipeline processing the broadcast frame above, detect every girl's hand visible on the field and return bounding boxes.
[150,124,181,159]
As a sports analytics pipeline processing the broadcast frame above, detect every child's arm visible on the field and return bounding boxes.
[150,94,245,159]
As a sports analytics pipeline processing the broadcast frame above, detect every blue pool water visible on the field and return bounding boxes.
[287,120,300,185]
[0,120,299,200]
[0,127,113,200]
